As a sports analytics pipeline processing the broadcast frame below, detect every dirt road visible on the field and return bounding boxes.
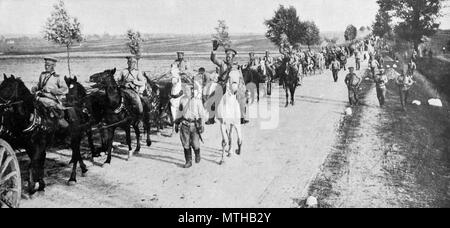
[20,60,358,208]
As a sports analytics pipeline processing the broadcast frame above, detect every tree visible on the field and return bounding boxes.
[264,5,304,47]
[44,0,83,76]
[344,25,358,42]
[212,20,231,49]
[378,0,444,50]
[372,10,392,38]
[301,21,321,49]
[359,26,367,32]
[126,29,143,57]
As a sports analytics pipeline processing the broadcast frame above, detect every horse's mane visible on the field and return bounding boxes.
[74,80,87,98]
[13,77,33,97]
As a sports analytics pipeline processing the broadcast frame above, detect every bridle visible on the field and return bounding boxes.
[0,82,23,109]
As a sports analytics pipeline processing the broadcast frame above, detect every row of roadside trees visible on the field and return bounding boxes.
[371,0,445,51]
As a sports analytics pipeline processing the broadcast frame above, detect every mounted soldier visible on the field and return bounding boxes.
[114,56,146,119]
[210,40,248,125]
[247,52,259,70]
[33,57,69,129]
[172,51,191,75]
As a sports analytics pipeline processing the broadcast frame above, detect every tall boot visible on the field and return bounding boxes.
[184,148,192,168]
[194,149,201,164]
[236,140,242,155]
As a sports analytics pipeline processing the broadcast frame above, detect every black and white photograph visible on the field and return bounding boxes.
[0,0,449,210]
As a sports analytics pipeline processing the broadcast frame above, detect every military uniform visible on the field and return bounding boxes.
[407,61,417,76]
[354,50,361,70]
[210,49,248,124]
[374,70,388,106]
[114,66,146,116]
[176,84,207,168]
[35,57,68,127]
[396,74,415,110]
[344,69,361,106]
[331,59,341,82]
[172,52,191,74]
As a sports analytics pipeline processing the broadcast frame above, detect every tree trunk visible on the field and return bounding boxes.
[66,45,71,77]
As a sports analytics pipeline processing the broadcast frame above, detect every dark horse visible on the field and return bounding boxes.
[275,59,299,107]
[89,69,147,164]
[0,74,90,193]
[143,73,173,134]
[242,66,264,102]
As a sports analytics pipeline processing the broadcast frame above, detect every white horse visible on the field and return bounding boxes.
[216,70,244,165]
[169,67,183,136]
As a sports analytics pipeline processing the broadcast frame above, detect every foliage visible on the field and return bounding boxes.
[344,25,358,41]
[264,5,305,47]
[126,30,143,57]
[212,20,231,49]
[301,21,321,48]
[43,0,83,76]
[372,10,392,38]
[377,0,444,49]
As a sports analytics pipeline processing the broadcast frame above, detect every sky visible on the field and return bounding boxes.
[0,0,449,36]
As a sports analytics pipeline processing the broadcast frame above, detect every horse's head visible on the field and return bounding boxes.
[89,68,117,88]
[65,76,87,105]
[0,74,31,103]
[0,74,33,124]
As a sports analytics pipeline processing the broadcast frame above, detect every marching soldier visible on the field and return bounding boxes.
[114,56,146,118]
[396,71,415,111]
[172,51,191,74]
[374,69,389,106]
[407,59,417,77]
[175,83,207,168]
[34,57,69,128]
[330,57,341,83]
[210,41,249,125]
[344,67,361,106]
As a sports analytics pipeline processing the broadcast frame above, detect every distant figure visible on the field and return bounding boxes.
[443,46,446,54]
[407,59,417,77]
[374,69,388,107]
[172,51,191,75]
[396,72,415,111]
[330,57,341,82]
[368,56,380,79]
[344,67,361,106]
[354,49,361,71]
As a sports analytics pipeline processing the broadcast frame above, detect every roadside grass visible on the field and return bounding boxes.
[306,56,450,208]
[304,69,373,208]
[416,57,450,99]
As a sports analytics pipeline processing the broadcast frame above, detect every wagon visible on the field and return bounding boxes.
[0,139,21,208]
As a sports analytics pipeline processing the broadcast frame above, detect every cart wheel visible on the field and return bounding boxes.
[0,139,21,208]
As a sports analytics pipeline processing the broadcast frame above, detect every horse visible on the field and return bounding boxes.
[89,69,142,164]
[65,76,108,157]
[275,59,299,107]
[258,61,275,96]
[143,72,173,133]
[216,70,244,165]
[242,66,263,103]
[0,74,89,193]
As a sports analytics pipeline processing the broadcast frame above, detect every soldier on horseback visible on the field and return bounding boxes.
[210,40,249,125]
[172,51,191,75]
[114,56,146,118]
[33,57,69,129]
